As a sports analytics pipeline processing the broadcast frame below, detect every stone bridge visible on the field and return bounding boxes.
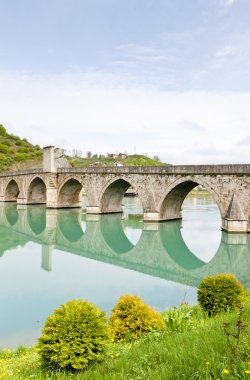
[0,146,249,233]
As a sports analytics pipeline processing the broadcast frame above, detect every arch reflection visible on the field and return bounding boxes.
[57,209,84,242]
[100,214,136,254]
[159,221,205,270]
[5,203,19,226]
[0,203,249,288]
[27,206,46,235]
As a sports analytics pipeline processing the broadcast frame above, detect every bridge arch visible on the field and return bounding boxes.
[4,179,20,202]
[158,176,223,221]
[58,177,83,208]
[99,177,143,214]
[27,176,47,204]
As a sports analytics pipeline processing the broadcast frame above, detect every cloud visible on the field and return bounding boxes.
[221,0,238,7]
[215,45,234,58]
[237,135,250,146]
[0,70,249,165]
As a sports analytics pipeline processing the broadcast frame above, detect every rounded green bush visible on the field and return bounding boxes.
[0,143,10,154]
[37,299,109,371]
[197,274,244,316]
[109,294,165,342]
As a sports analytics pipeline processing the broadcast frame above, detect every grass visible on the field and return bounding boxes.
[1,301,250,379]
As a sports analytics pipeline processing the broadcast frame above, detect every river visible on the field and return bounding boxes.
[0,193,249,348]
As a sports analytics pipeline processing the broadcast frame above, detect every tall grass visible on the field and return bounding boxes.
[0,302,249,379]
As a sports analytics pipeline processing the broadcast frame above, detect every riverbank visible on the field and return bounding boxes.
[1,300,249,379]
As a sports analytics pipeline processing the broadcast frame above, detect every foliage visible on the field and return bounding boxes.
[0,143,10,154]
[37,299,109,371]
[15,153,26,161]
[0,124,43,172]
[198,274,245,316]
[1,301,250,379]
[1,139,11,146]
[0,124,7,136]
[162,303,194,333]
[223,304,248,360]
[109,294,165,342]
[17,146,31,153]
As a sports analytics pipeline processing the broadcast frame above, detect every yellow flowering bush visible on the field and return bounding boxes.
[109,294,165,342]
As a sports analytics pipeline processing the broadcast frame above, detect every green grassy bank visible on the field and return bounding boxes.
[1,301,250,380]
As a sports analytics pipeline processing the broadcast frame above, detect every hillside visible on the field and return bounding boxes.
[0,124,168,172]
[0,125,43,172]
[69,154,168,168]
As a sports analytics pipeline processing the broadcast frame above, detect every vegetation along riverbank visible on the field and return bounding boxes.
[0,280,249,380]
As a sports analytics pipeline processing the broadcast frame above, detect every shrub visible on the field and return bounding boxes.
[15,139,25,146]
[197,274,244,316]
[37,299,109,371]
[0,143,10,154]
[162,304,193,333]
[0,153,9,162]
[17,146,31,153]
[1,139,11,146]
[109,294,165,342]
[0,125,7,136]
[15,153,26,161]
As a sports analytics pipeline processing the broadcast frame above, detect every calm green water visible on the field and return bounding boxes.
[0,194,249,348]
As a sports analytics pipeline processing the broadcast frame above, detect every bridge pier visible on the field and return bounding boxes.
[222,194,249,233]
[143,212,162,222]
[17,197,28,205]
[86,206,102,214]
[143,211,182,223]
[46,187,59,208]
[222,219,249,233]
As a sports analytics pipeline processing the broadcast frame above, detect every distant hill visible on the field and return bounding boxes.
[0,124,42,172]
[0,124,168,172]
[69,154,168,168]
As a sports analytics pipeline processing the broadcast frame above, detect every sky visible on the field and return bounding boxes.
[0,0,250,164]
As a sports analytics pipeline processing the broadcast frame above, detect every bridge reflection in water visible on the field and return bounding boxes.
[0,203,249,289]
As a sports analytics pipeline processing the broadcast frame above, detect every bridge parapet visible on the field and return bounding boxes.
[57,164,250,175]
[0,169,44,177]
[0,165,249,177]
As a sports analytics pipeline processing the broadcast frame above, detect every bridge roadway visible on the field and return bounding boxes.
[0,204,249,288]
[0,146,249,232]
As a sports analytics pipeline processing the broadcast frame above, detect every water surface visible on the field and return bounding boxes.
[0,194,249,348]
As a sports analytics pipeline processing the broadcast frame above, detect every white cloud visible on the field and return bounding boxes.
[0,70,249,164]
[215,45,234,58]
[221,0,238,7]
